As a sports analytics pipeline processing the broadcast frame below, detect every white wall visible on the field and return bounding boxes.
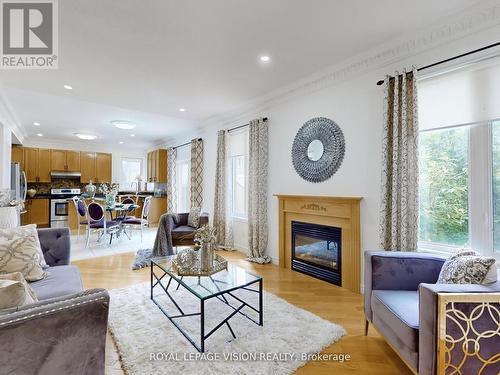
[199,26,500,271]
[0,124,12,188]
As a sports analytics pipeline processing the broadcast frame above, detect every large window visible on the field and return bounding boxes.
[176,159,190,212]
[120,158,143,190]
[418,58,500,260]
[228,129,249,219]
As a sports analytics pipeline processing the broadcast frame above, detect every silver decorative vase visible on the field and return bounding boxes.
[200,242,214,272]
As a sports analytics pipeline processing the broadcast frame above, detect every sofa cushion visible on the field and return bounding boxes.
[30,265,83,300]
[371,290,419,369]
[171,225,196,239]
[0,272,38,309]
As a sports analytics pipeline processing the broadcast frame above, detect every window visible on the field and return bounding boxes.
[419,127,469,248]
[176,160,190,212]
[418,58,500,260]
[231,154,248,218]
[120,158,143,190]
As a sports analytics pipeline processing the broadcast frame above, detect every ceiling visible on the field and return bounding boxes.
[0,0,480,147]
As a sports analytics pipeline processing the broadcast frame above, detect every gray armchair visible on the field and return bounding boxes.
[0,228,110,375]
[364,251,500,375]
[171,212,209,247]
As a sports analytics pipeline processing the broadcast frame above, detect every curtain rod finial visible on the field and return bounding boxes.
[376,80,384,86]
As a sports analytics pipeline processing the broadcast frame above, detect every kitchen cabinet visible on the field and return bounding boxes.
[96,153,112,183]
[23,148,51,182]
[11,146,24,169]
[147,149,167,183]
[51,149,81,171]
[21,198,49,227]
[80,152,112,183]
[147,197,167,225]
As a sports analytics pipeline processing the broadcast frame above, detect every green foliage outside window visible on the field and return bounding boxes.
[419,127,469,246]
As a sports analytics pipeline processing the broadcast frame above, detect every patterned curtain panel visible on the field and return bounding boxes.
[380,69,419,251]
[247,118,271,263]
[213,130,234,249]
[166,147,177,213]
[190,138,204,208]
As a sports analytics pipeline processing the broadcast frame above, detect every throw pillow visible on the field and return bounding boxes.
[0,272,38,309]
[437,250,496,284]
[0,224,47,281]
[187,207,202,228]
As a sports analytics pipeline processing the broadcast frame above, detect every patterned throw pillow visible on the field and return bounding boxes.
[437,250,496,284]
[0,272,38,309]
[187,207,202,228]
[0,224,47,281]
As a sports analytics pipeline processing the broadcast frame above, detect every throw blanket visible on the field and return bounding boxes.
[131,213,176,270]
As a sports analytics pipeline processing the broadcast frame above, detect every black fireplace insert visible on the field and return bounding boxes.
[291,221,341,286]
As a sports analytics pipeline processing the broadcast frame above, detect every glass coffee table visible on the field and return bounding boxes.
[150,256,263,352]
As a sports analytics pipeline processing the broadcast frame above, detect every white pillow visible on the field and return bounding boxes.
[0,224,47,281]
[0,272,38,309]
[188,207,202,228]
[483,263,498,284]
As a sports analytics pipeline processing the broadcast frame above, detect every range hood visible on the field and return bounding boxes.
[50,171,81,179]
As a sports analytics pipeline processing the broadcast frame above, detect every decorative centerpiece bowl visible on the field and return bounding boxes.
[172,249,228,277]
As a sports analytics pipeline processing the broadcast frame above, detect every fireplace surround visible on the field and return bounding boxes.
[276,195,361,293]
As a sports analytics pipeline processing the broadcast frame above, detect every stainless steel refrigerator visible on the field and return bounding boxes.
[10,162,27,223]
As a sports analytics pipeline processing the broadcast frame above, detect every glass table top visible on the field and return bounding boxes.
[152,256,262,299]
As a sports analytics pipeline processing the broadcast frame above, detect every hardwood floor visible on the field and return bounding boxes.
[73,251,412,375]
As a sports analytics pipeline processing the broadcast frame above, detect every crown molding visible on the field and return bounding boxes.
[201,0,500,128]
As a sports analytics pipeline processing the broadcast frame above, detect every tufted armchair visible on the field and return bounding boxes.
[0,228,110,375]
[364,251,500,375]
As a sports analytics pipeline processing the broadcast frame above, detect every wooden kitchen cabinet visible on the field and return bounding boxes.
[80,152,96,183]
[22,199,49,227]
[11,146,24,169]
[23,148,50,182]
[147,149,167,183]
[147,197,167,225]
[51,149,81,171]
[96,153,112,183]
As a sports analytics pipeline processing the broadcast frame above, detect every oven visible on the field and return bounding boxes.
[50,188,80,228]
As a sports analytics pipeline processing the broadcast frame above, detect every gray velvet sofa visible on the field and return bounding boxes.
[364,251,500,375]
[0,228,110,375]
[171,212,209,246]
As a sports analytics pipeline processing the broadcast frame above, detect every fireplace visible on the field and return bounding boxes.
[291,221,342,286]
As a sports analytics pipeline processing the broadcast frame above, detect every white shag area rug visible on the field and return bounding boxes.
[109,282,345,375]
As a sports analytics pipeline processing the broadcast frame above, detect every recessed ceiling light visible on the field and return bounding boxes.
[74,133,97,140]
[111,120,136,130]
[179,108,186,112]
[130,134,135,137]
[36,133,43,137]
[119,141,124,144]
[33,122,40,126]
[63,84,73,90]
[260,55,270,62]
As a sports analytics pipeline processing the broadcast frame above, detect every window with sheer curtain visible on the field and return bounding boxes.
[228,129,249,219]
[418,58,500,260]
[175,146,191,212]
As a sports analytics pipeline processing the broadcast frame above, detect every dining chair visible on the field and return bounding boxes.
[86,202,120,248]
[71,196,91,239]
[122,196,151,242]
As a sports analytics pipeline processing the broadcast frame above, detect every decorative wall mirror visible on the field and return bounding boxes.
[291,117,345,183]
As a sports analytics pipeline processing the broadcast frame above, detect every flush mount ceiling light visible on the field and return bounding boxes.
[179,108,186,112]
[111,120,136,130]
[74,133,97,140]
[33,122,40,126]
[130,134,135,137]
[119,141,124,144]
[259,55,270,62]
[63,84,73,90]
[36,133,43,137]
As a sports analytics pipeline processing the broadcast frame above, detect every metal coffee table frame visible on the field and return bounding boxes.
[150,259,263,352]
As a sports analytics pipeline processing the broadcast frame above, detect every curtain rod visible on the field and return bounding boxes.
[172,138,202,150]
[376,41,500,86]
[227,117,268,133]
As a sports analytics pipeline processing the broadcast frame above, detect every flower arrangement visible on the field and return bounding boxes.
[98,183,120,196]
[194,225,217,245]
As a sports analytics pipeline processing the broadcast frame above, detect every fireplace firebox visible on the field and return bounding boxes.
[291,221,341,286]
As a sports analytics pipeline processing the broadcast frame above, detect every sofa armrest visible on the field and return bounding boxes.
[364,251,446,321]
[0,288,109,375]
[37,227,71,266]
[418,282,500,375]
